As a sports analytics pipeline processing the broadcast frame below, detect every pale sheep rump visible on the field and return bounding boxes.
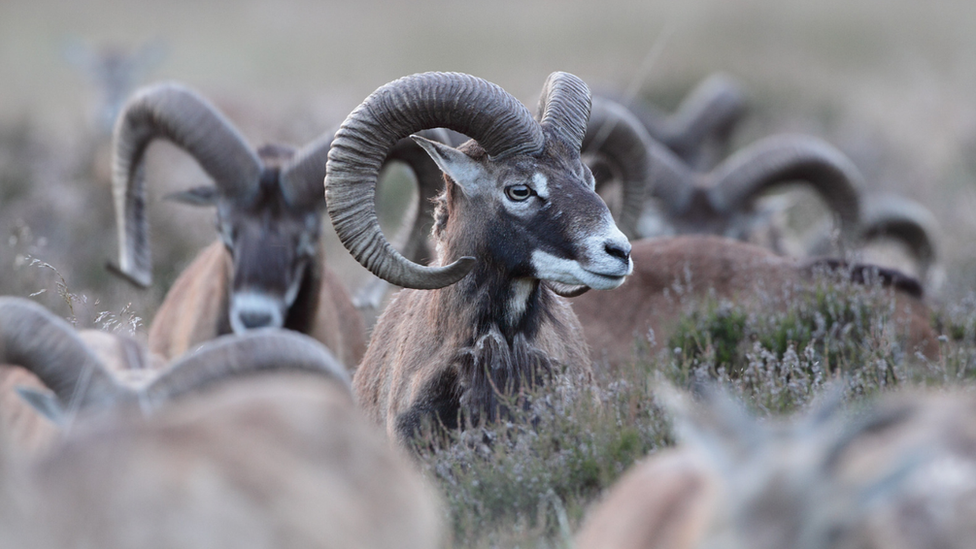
[0,374,444,549]
[576,387,976,549]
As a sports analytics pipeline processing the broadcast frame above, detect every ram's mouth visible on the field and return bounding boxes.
[578,268,628,290]
[545,264,627,291]
[532,249,631,292]
[547,281,591,298]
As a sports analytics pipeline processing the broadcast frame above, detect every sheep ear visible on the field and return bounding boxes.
[15,386,66,425]
[165,186,220,206]
[410,135,489,196]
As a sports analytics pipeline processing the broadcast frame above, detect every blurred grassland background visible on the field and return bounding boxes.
[5,1,976,545]
[2,0,976,325]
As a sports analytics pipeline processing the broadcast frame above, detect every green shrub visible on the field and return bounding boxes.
[662,273,922,414]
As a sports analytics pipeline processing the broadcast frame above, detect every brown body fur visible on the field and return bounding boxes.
[149,240,366,370]
[576,448,718,549]
[335,74,631,445]
[0,366,59,457]
[0,374,444,549]
[571,235,938,370]
[355,281,591,441]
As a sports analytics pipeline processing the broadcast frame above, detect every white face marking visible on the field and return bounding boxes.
[283,261,308,307]
[530,210,633,290]
[507,278,536,325]
[531,250,629,290]
[531,172,549,200]
[229,291,286,333]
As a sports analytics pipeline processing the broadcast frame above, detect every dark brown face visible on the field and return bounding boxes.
[417,134,633,289]
[216,170,322,333]
[166,144,326,334]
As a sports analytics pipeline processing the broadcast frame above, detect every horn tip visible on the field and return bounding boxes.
[424,256,476,289]
[449,256,477,277]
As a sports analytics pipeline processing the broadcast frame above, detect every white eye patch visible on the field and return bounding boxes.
[532,172,549,200]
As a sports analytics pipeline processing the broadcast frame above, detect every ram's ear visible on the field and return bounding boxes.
[410,135,491,197]
[165,186,219,206]
[15,386,66,425]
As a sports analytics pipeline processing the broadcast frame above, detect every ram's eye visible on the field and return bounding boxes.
[505,185,533,202]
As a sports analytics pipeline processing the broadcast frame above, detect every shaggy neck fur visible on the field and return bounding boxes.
[430,183,565,424]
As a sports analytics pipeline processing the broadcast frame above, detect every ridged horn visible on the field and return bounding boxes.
[582,97,653,239]
[665,73,747,167]
[645,138,697,216]
[536,71,592,151]
[112,82,263,287]
[707,134,863,235]
[142,330,350,405]
[279,124,338,208]
[384,128,452,264]
[860,194,939,273]
[326,71,545,290]
[0,297,121,408]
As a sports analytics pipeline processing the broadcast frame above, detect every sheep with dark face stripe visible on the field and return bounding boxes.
[110,82,448,368]
[326,71,632,443]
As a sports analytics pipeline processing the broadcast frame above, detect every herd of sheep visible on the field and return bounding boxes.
[0,63,969,549]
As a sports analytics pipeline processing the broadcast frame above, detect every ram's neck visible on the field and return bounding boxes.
[431,256,564,424]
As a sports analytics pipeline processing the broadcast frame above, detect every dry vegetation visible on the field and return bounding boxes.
[2,0,976,546]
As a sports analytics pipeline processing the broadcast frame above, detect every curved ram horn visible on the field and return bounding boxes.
[141,330,350,406]
[351,129,454,311]
[644,138,697,216]
[665,72,748,168]
[536,71,592,151]
[326,71,546,290]
[860,194,939,275]
[583,97,653,239]
[278,124,338,208]
[707,134,863,236]
[111,82,263,287]
[384,128,453,265]
[0,297,121,409]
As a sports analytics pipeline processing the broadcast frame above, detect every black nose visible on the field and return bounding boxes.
[605,240,631,262]
[238,310,273,329]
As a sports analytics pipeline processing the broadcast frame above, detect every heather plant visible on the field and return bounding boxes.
[411,361,672,547]
[403,272,969,547]
[927,292,976,382]
[663,271,923,413]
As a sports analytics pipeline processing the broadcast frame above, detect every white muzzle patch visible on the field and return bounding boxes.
[229,292,286,334]
[531,211,632,290]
